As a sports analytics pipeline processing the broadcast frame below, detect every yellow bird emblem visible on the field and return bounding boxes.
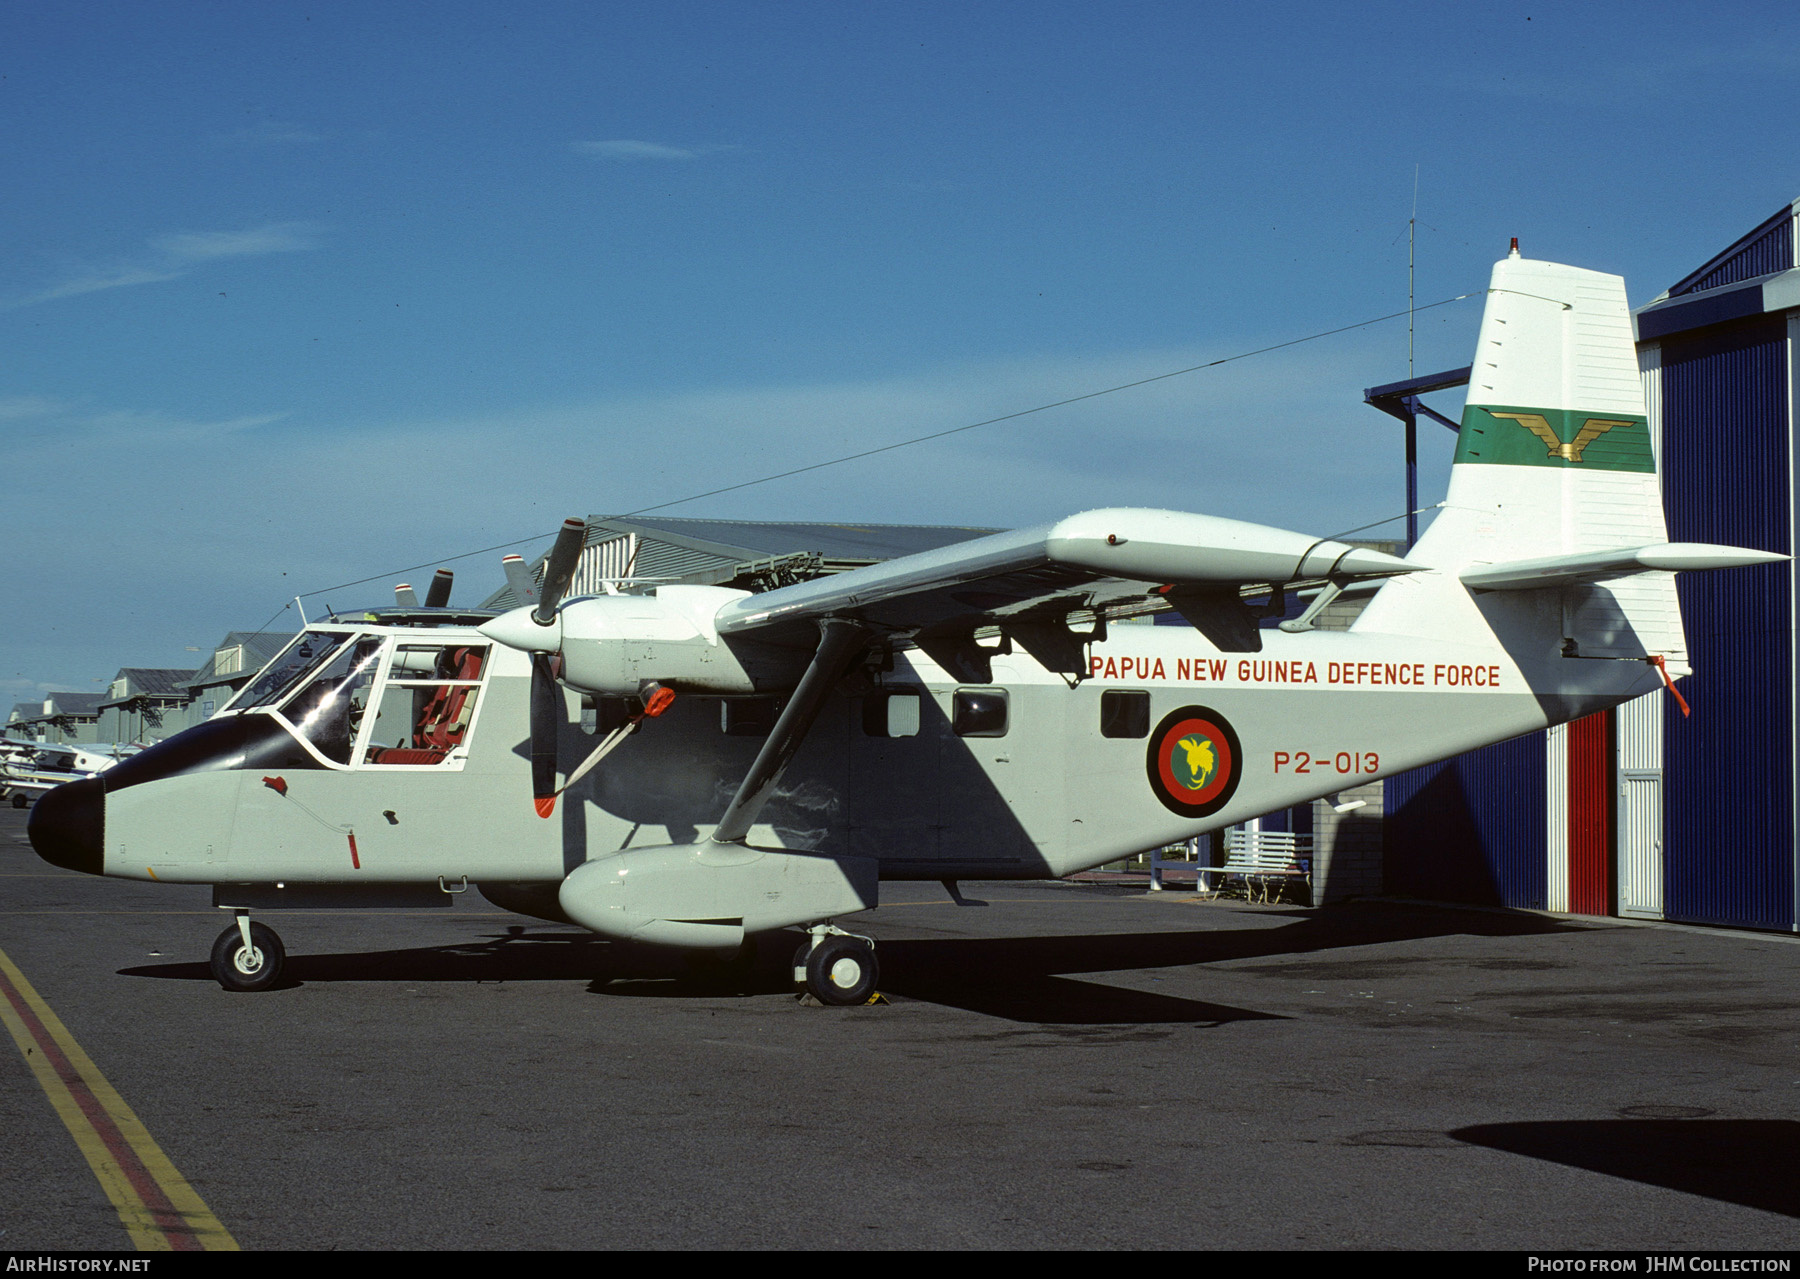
[1488,412,1634,463]
[1174,734,1217,791]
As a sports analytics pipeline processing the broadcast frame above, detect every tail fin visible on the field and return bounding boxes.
[1361,251,1694,664]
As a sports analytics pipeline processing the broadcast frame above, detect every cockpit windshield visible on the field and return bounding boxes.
[230,630,356,711]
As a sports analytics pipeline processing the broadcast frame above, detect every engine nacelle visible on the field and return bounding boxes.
[481,585,798,696]
[557,842,880,949]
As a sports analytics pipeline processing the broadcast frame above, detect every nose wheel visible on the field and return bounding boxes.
[210,918,285,992]
[793,929,879,1006]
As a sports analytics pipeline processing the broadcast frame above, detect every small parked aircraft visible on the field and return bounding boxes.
[29,251,1784,1004]
[1,738,119,808]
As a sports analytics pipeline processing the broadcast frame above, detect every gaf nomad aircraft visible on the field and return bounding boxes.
[29,252,1784,1005]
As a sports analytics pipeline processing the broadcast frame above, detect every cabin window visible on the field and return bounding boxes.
[862,689,921,738]
[952,688,1008,738]
[721,698,778,736]
[1100,690,1150,739]
[281,638,384,764]
[362,645,489,766]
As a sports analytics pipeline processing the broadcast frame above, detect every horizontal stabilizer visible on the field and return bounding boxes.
[1460,543,1787,592]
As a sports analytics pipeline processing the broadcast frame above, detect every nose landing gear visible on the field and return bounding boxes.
[209,915,285,992]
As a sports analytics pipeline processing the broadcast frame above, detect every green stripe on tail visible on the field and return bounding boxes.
[1454,404,1653,472]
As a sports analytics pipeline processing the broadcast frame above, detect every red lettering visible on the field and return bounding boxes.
[1151,658,1165,680]
[1090,654,1104,676]
[1210,659,1227,680]
[1274,751,1290,773]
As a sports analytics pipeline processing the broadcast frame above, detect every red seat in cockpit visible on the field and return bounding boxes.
[365,647,485,766]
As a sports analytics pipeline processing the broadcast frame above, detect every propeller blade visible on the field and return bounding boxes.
[532,518,587,627]
[530,653,561,818]
[501,554,540,608]
[423,568,454,608]
[394,583,419,608]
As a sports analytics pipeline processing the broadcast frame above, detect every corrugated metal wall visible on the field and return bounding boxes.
[1384,732,1547,908]
[1661,312,1794,930]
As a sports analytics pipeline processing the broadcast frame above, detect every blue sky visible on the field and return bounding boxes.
[5,1,1798,700]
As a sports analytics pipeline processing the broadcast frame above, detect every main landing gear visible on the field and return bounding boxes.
[209,913,285,992]
[793,925,879,1006]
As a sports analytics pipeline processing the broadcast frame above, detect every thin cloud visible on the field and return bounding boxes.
[0,396,284,450]
[151,223,322,262]
[572,139,717,161]
[5,221,325,309]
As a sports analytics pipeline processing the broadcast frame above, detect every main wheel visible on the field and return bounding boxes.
[210,922,285,992]
[803,935,878,1006]
[11,793,26,809]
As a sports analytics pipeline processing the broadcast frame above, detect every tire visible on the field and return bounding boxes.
[803,935,878,1006]
[210,922,285,992]
[10,793,26,809]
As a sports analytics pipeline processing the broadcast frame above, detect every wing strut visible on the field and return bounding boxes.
[711,618,871,846]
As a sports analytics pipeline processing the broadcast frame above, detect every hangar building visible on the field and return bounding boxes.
[1378,200,1800,933]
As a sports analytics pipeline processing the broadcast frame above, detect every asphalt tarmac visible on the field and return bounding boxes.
[2,804,1798,1252]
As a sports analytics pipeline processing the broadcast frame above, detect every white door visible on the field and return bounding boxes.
[1617,771,1663,919]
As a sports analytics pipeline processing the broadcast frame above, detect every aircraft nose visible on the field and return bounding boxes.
[28,778,104,876]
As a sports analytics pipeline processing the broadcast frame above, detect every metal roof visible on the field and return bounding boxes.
[1636,198,1800,341]
[482,515,1005,608]
[101,668,197,707]
[598,516,1002,564]
[180,632,296,691]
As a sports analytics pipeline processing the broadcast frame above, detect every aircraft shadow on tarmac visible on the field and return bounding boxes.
[1452,1118,1800,1219]
[118,900,1581,1026]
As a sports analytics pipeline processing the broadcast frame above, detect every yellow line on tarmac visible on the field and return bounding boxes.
[0,946,238,1251]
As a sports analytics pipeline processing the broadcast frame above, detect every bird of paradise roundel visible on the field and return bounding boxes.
[1146,705,1242,817]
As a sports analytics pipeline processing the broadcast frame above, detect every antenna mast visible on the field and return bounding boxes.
[1409,164,1418,378]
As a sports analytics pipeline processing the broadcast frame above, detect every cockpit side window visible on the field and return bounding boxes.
[279,638,384,765]
[361,645,489,766]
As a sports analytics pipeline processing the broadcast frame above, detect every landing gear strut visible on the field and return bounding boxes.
[793,926,879,1006]
[209,914,285,992]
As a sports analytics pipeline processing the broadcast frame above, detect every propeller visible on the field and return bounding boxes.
[534,518,587,627]
[394,583,419,608]
[530,653,561,818]
[423,568,454,608]
[526,518,587,816]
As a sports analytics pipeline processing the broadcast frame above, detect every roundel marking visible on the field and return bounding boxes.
[1145,705,1242,818]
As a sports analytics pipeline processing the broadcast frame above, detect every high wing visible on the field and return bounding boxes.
[478,506,1418,817]
[712,506,1416,664]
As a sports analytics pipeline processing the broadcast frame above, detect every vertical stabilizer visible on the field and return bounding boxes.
[1359,253,1685,664]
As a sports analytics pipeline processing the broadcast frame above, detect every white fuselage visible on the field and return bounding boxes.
[90,588,1658,889]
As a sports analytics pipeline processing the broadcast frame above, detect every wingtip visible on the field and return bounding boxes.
[534,796,556,819]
